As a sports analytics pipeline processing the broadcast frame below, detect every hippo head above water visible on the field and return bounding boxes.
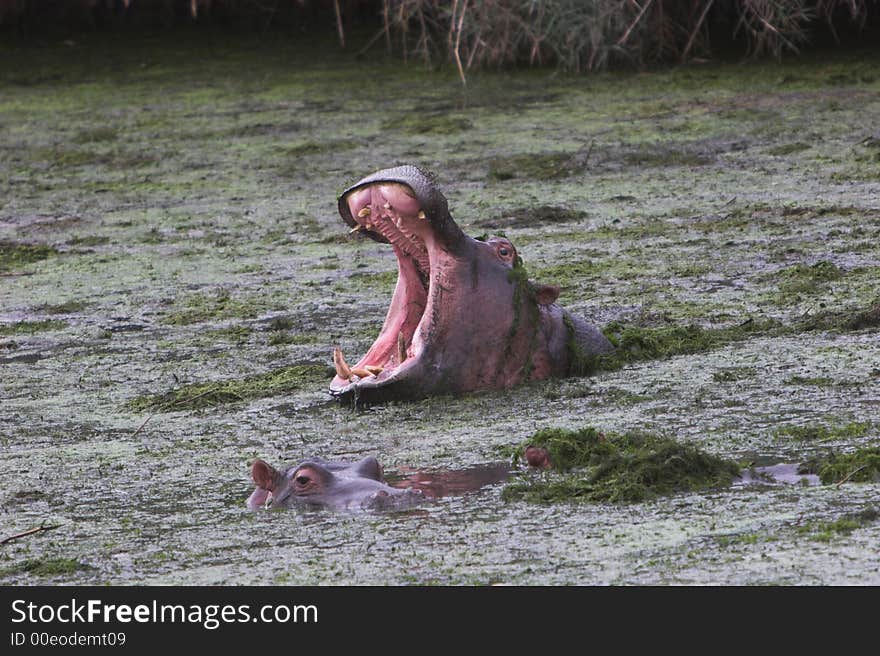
[247,455,511,512]
[248,456,423,512]
[329,165,614,404]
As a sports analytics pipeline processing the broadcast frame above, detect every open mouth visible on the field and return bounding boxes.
[329,180,435,396]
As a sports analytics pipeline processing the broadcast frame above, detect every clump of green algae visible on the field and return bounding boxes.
[563,295,880,378]
[0,558,90,578]
[799,447,880,484]
[127,363,330,412]
[0,320,66,335]
[797,508,879,542]
[488,152,576,180]
[774,422,871,442]
[503,427,740,504]
[565,318,776,376]
[0,242,58,272]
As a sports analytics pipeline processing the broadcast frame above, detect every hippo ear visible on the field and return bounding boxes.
[533,284,560,306]
[251,459,281,491]
[353,456,384,482]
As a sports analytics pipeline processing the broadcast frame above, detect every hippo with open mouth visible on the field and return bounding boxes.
[329,165,613,403]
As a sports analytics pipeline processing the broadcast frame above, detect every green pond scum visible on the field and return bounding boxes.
[797,508,880,542]
[127,363,330,412]
[799,447,880,485]
[504,427,741,504]
[2,33,880,584]
[0,241,59,271]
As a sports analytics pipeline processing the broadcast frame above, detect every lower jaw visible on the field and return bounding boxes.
[329,355,439,402]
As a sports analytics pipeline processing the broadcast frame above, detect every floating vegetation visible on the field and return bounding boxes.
[798,447,880,485]
[0,558,90,578]
[797,508,879,542]
[474,205,588,230]
[0,241,58,271]
[503,427,740,504]
[567,318,776,376]
[381,114,472,135]
[778,260,843,295]
[127,363,330,412]
[488,153,576,181]
[774,422,871,442]
[0,320,65,335]
[162,289,278,326]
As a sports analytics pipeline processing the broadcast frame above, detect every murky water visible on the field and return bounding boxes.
[1,33,878,584]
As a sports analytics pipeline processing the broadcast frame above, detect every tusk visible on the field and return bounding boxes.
[357,206,372,218]
[333,347,352,380]
[365,365,384,375]
[397,331,407,365]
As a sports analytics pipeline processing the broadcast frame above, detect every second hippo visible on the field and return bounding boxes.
[330,165,614,403]
[248,456,424,512]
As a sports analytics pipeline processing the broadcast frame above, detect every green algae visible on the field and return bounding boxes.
[0,319,66,335]
[488,152,577,181]
[796,298,880,332]
[778,260,843,296]
[503,427,740,504]
[774,422,871,443]
[162,289,281,325]
[381,114,473,135]
[712,367,757,382]
[126,363,330,412]
[474,205,588,230]
[0,242,58,271]
[797,508,879,542]
[0,558,90,578]
[567,318,777,376]
[767,142,812,156]
[799,447,880,485]
[280,140,355,157]
[621,145,712,167]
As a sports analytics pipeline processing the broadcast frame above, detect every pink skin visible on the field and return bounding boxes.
[524,446,552,469]
[330,168,614,402]
[331,182,568,397]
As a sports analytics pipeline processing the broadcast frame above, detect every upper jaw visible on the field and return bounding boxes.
[337,165,465,252]
[330,166,467,402]
[330,168,443,402]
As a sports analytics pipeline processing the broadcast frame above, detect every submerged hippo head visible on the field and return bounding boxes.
[330,165,614,403]
[248,456,423,512]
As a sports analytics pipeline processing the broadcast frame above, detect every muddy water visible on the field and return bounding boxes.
[1,33,878,584]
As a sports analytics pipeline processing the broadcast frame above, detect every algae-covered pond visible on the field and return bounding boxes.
[1,32,879,585]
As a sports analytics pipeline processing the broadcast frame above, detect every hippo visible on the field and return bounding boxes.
[248,456,424,511]
[247,456,511,511]
[329,165,614,403]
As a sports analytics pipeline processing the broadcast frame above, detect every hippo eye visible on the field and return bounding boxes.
[498,247,510,257]
[295,475,310,485]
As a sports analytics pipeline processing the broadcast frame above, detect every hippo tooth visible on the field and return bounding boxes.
[357,206,371,218]
[349,224,364,234]
[417,210,426,220]
[365,365,384,375]
[333,347,352,380]
[383,202,391,209]
[397,331,407,365]
[351,367,373,378]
